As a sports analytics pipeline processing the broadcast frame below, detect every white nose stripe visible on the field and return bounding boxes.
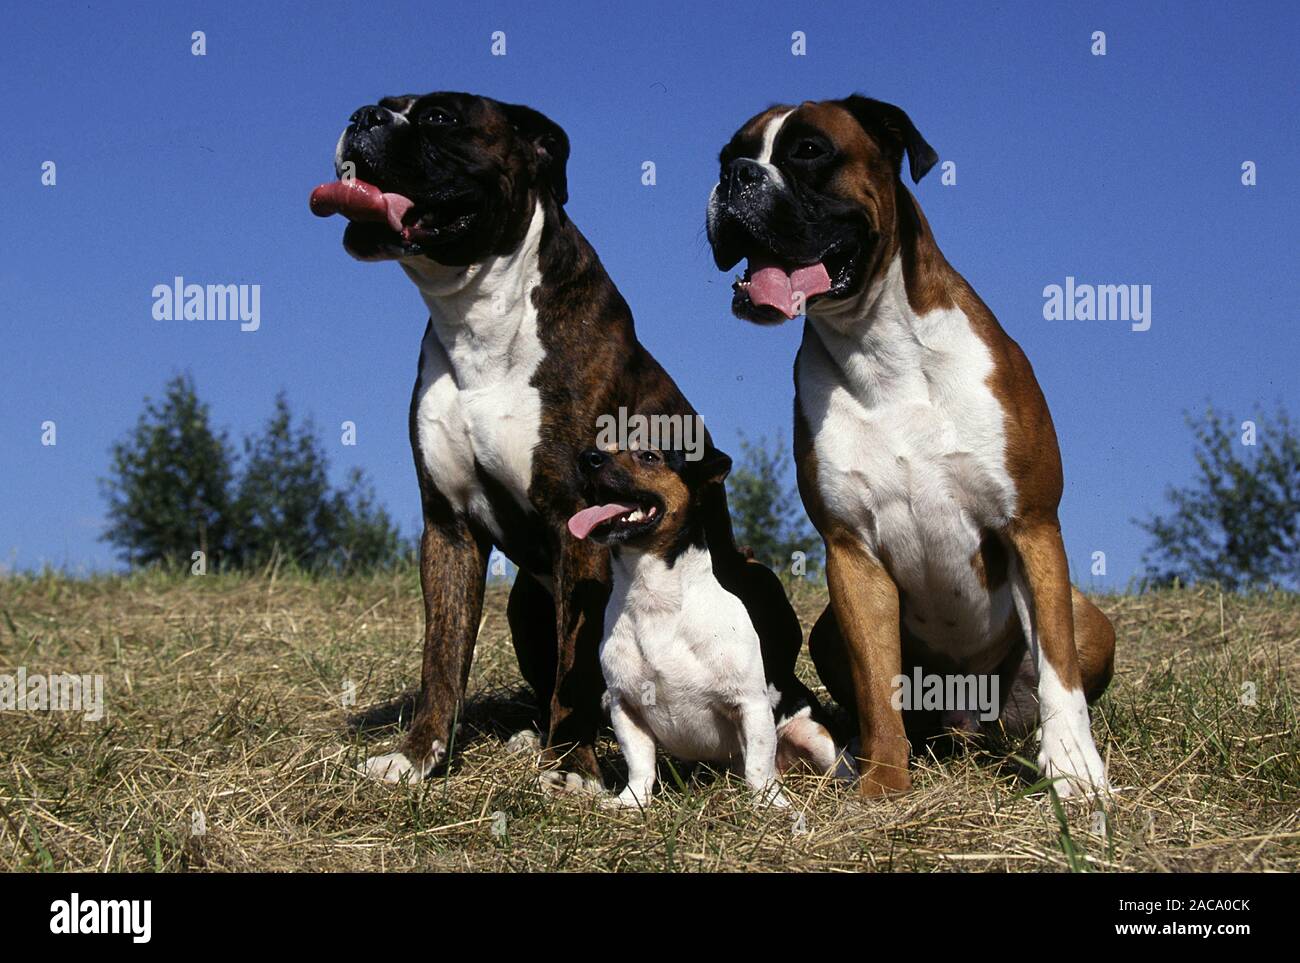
[753,109,792,185]
[756,110,792,164]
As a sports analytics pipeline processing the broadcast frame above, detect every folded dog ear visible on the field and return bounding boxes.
[502,102,570,206]
[688,447,733,487]
[842,95,938,184]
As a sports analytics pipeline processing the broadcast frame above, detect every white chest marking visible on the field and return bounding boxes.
[799,257,1017,661]
[600,546,772,764]
[406,203,547,540]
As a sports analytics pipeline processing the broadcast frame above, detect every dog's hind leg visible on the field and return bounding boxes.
[540,538,610,792]
[506,571,558,728]
[1072,587,1115,704]
[808,603,855,713]
[776,710,855,778]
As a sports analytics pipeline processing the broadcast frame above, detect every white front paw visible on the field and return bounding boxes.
[362,744,443,785]
[1038,729,1108,798]
[753,781,790,810]
[612,786,653,809]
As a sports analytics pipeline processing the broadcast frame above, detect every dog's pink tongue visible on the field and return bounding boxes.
[309,180,414,233]
[746,258,832,318]
[567,503,635,540]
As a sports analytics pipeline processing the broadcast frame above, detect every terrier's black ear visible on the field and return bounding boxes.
[842,95,938,184]
[688,447,732,487]
[501,102,570,206]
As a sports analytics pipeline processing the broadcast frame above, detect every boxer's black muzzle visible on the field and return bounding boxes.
[332,103,489,264]
[707,158,875,324]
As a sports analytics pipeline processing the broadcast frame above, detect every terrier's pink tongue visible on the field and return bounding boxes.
[567,503,636,540]
[746,258,832,318]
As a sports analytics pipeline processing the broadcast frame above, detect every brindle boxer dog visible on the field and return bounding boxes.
[706,95,1115,798]
[310,92,831,788]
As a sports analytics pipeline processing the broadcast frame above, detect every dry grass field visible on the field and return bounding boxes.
[1,569,1296,872]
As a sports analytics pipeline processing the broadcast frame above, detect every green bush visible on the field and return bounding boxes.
[101,376,407,573]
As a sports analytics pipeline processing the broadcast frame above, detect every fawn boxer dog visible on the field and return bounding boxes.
[706,95,1115,798]
[310,91,833,787]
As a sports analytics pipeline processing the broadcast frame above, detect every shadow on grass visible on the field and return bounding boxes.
[346,684,543,752]
[347,682,1051,793]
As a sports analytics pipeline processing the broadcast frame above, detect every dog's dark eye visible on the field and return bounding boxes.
[636,450,661,465]
[792,139,828,161]
[420,107,458,127]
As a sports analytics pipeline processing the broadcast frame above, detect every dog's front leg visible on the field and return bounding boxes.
[540,536,609,791]
[609,696,657,808]
[1008,521,1108,797]
[364,513,490,784]
[825,536,910,797]
[737,697,788,808]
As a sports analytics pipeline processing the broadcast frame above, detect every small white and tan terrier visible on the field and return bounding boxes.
[568,444,847,809]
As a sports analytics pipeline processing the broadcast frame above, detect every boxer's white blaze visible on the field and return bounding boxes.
[408,203,546,542]
[755,109,793,186]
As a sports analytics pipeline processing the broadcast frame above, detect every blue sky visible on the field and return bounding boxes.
[2,0,1296,587]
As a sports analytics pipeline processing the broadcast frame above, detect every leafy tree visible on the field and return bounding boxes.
[324,468,406,571]
[231,392,405,571]
[100,374,237,568]
[230,392,337,568]
[726,432,822,576]
[1138,405,1300,590]
[102,380,407,573]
